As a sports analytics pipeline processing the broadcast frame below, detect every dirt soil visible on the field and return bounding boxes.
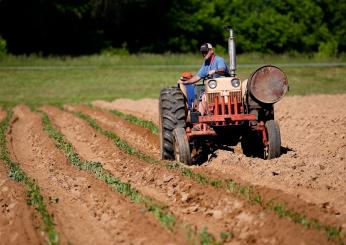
[2,94,345,244]
[0,161,44,244]
[55,104,332,244]
[93,94,346,223]
[6,105,179,245]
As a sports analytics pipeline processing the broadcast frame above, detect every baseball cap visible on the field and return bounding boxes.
[200,43,213,52]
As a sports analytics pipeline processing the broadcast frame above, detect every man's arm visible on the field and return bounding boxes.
[209,57,228,76]
[208,68,226,75]
[184,74,201,84]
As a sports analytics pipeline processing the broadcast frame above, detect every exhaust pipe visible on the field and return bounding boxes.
[225,26,236,77]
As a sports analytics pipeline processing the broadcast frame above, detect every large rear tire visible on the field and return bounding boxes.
[265,120,281,159]
[173,128,192,165]
[159,87,187,160]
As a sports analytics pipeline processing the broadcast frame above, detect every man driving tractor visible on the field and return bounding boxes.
[179,43,229,115]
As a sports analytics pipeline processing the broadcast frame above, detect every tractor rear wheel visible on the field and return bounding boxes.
[265,120,281,159]
[173,128,192,165]
[159,87,187,160]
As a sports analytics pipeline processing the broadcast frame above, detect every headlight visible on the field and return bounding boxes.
[208,80,217,89]
[231,78,240,87]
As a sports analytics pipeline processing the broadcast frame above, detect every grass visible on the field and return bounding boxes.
[0,109,59,245]
[0,54,345,106]
[39,109,223,244]
[74,109,345,243]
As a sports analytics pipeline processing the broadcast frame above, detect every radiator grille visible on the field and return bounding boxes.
[207,93,219,103]
[207,91,242,104]
[229,91,242,103]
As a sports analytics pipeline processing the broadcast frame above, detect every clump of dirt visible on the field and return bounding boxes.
[93,94,346,218]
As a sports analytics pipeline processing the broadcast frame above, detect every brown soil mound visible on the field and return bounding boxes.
[8,105,177,245]
[92,94,346,220]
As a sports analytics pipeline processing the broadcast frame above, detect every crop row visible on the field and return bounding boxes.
[79,106,344,243]
[38,109,230,244]
[0,109,59,245]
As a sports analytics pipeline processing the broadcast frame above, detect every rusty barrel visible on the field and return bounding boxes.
[247,65,288,104]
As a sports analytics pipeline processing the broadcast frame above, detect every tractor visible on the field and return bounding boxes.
[159,27,288,165]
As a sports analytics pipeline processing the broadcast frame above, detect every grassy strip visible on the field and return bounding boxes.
[39,110,223,244]
[107,108,158,135]
[75,110,345,242]
[0,109,59,245]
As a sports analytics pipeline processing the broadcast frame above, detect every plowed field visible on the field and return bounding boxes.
[1,94,345,244]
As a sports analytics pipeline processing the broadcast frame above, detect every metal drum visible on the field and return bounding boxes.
[248,65,288,104]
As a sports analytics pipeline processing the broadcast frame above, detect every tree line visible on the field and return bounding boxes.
[0,0,345,56]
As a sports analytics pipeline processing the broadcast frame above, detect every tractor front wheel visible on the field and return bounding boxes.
[159,87,187,160]
[173,128,192,165]
[265,120,281,159]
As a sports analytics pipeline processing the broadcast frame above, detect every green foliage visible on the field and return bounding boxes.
[0,37,7,56]
[316,40,338,58]
[101,46,129,56]
[199,227,220,245]
[1,0,346,54]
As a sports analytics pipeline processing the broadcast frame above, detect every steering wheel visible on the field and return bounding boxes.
[202,74,213,85]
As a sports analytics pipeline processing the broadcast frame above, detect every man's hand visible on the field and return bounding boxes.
[178,79,188,84]
[208,70,216,75]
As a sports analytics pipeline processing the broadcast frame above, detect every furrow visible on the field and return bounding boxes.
[93,97,346,217]
[68,104,346,242]
[8,105,177,245]
[52,105,335,244]
[65,104,160,159]
[0,108,58,244]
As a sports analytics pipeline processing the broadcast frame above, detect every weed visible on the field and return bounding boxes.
[0,109,59,245]
[220,231,233,243]
[199,227,220,245]
[8,164,25,182]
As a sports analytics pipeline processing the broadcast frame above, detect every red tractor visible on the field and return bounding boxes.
[159,28,288,165]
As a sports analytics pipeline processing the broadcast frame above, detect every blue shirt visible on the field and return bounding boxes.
[197,55,229,78]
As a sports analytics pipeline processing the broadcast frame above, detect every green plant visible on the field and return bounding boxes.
[316,39,338,58]
[220,231,233,243]
[199,227,220,245]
